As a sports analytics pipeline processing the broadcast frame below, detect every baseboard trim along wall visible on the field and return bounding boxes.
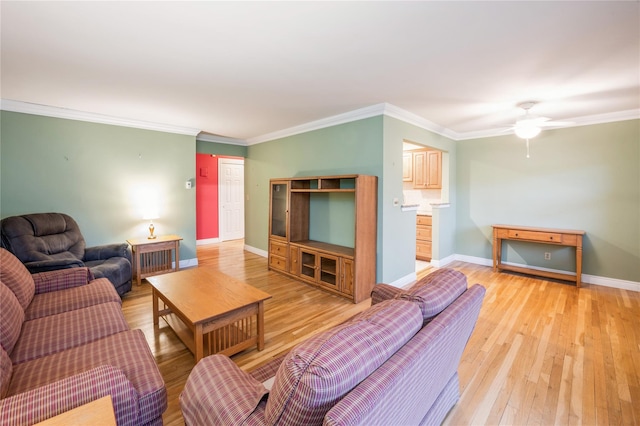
[177,258,198,269]
[196,238,220,245]
[452,254,640,293]
[245,244,268,258]
[243,245,639,293]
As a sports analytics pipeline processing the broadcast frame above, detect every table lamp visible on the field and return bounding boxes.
[143,211,159,239]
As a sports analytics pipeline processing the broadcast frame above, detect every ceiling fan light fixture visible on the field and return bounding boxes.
[514,120,541,139]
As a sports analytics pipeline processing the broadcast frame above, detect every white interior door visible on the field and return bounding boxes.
[218,158,245,241]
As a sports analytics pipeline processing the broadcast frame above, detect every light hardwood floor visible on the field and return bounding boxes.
[121,240,640,425]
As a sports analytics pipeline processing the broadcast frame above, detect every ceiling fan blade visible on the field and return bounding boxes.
[539,120,575,127]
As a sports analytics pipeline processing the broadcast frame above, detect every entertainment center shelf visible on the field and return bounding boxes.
[268,174,377,303]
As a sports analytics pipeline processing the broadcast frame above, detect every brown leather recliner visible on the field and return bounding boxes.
[1,212,132,296]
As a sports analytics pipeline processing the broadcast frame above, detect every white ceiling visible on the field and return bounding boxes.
[1,1,639,143]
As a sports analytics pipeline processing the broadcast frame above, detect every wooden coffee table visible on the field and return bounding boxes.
[147,268,272,363]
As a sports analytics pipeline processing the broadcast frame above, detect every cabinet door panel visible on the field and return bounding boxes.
[318,254,339,289]
[341,258,354,296]
[402,153,413,182]
[289,245,300,275]
[270,182,288,239]
[300,250,317,281]
[413,151,427,188]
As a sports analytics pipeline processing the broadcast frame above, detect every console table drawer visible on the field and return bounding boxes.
[506,229,565,244]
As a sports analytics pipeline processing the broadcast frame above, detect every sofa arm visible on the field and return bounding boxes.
[181,355,268,425]
[370,283,403,305]
[85,243,132,262]
[24,258,85,274]
[32,267,95,294]
[0,365,138,426]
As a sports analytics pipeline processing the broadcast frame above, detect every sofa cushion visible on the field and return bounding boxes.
[25,277,121,321]
[180,355,268,425]
[0,248,35,310]
[7,330,166,424]
[265,299,422,425]
[0,281,25,354]
[0,346,12,399]
[398,268,468,324]
[10,301,129,364]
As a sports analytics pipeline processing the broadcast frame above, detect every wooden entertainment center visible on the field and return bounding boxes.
[268,174,377,303]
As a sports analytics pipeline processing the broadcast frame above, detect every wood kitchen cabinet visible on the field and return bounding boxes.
[402,152,413,181]
[416,215,432,261]
[268,174,377,303]
[413,150,442,189]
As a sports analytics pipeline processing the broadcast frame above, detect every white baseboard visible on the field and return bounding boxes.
[431,254,458,268]
[453,254,640,292]
[245,244,268,258]
[389,272,417,289]
[196,238,220,245]
[232,245,640,293]
[177,258,198,269]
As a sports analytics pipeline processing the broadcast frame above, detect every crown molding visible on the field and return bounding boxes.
[3,98,637,144]
[381,103,459,140]
[246,103,387,145]
[455,108,640,141]
[196,132,247,145]
[0,99,201,136]
[246,102,461,145]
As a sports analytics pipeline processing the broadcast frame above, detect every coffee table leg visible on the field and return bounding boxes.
[257,301,265,351]
[195,323,203,363]
[152,289,159,326]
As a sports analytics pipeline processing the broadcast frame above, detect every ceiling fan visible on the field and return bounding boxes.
[509,101,574,158]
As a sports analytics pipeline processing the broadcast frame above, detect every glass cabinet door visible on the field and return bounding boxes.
[319,254,339,289]
[300,250,317,281]
[270,182,288,239]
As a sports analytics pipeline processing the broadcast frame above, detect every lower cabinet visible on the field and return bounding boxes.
[269,239,288,272]
[272,240,356,300]
[416,215,432,261]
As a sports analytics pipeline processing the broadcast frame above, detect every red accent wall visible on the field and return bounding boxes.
[196,153,219,240]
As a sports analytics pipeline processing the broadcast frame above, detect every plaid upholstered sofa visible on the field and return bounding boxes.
[180,268,485,425]
[0,248,166,426]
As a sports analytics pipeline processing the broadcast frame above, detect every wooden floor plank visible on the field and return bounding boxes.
[119,241,640,426]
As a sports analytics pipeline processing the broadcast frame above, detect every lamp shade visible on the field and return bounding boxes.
[514,119,541,139]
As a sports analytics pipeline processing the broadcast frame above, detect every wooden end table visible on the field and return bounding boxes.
[126,234,182,286]
[147,268,272,363]
[35,395,116,426]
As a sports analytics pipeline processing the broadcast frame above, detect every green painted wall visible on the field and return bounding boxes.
[196,140,247,157]
[244,115,459,285]
[382,116,457,280]
[0,111,197,261]
[456,119,640,282]
[245,117,387,278]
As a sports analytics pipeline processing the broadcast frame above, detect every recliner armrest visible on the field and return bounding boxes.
[84,243,131,262]
[24,258,85,274]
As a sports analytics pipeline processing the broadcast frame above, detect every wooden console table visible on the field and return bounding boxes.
[492,224,585,287]
[127,234,182,286]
